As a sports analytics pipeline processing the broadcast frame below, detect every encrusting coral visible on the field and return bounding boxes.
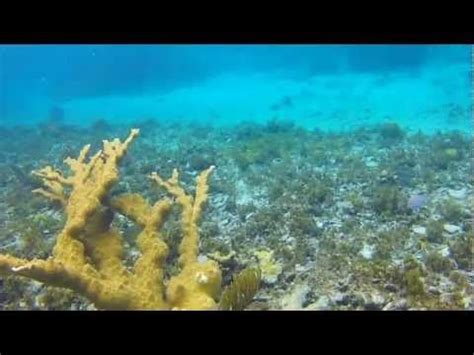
[0,129,259,310]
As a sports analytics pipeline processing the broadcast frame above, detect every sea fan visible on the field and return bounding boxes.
[218,267,261,310]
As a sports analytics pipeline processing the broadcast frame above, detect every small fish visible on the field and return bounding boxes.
[407,194,427,212]
[270,95,294,111]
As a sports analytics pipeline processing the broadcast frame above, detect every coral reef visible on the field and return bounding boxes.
[0,129,258,310]
[0,119,471,310]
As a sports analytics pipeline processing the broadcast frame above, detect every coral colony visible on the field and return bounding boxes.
[0,129,260,310]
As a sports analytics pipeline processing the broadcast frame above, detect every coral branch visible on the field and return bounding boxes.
[151,166,221,309]
[150,165,214,266]
[1,129,146,309]
[111,193,172,292]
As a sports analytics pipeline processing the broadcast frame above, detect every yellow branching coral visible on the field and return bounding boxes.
[150,166,222,309]
[0,129,254,310]
[32,166,67,206]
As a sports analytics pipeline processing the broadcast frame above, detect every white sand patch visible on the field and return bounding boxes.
[14,61,470,135]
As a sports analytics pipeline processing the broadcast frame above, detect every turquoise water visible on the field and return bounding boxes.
[0,44,472,310]
[0,45,471,133]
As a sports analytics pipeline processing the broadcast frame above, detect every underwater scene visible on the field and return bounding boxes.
[0,44,472,310]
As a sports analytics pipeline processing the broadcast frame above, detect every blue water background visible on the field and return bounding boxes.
[0,45,471,134]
